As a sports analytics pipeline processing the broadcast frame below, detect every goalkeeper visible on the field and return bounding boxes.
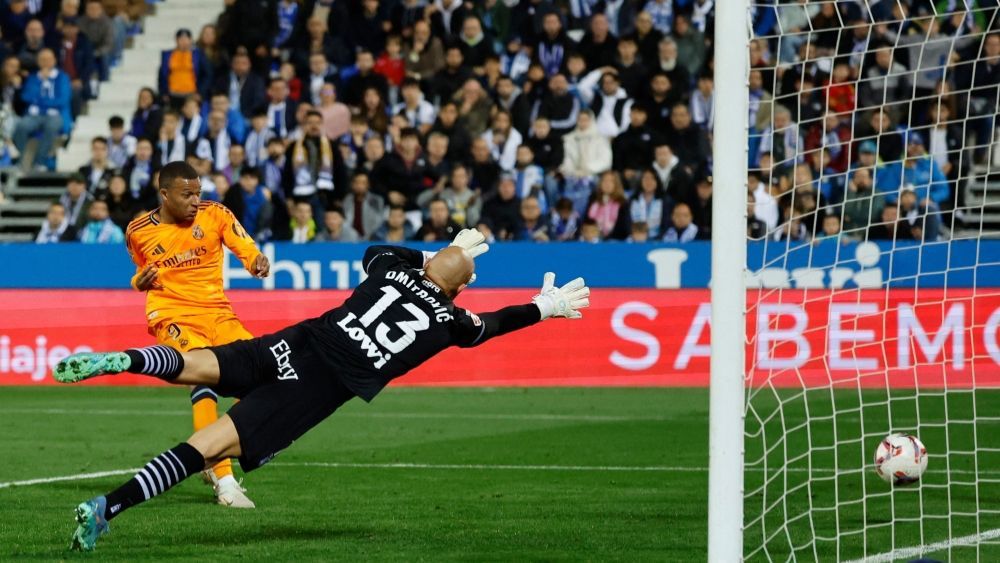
[54,230,590,552]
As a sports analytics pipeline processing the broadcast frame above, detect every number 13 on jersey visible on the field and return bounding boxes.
[337,285,431,369]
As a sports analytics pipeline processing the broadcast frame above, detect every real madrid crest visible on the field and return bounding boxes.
[192,224,204,240]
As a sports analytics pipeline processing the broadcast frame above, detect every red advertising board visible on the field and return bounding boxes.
[3,289,1000,387]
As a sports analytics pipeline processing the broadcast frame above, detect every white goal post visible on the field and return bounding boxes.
[711,0,1000,560]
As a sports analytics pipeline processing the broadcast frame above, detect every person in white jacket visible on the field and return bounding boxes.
[576,68,633,139]
[559,110,612,212]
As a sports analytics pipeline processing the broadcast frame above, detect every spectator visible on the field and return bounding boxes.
[418,163,480,227]
[208,92,247,144]
[122,137,159,210]
[643,71,677,133]
[499,36,531,84]
[878,132,950,206]
[628,221,649,242]
[383,126,428,209]
[453,78,491,136]
[293,16,351,73]
[196,24,225,77]
[966,33,1000,163]
[579,217,601,242]
[318,82,350,140]
[691,176,712,236]
[284,109,344,214]
[532,73,580,138]
[35,201,77,242]
[495,75,532,136]
[842,166,879,235]
[429,0,471,40]
[394,77,435,135]
[689,73,713,131]
[79,198,125,243]
[480,175,521,240]
[663,202,702,242]
[673,14,705,77]
[421,131,451,190]
[481,109,521,172]
[60,173,92,231]
[104,173,137,231]
[429,101,471,161]
[663,103,709,177]
[858,45,910,114]
[514,195,548,241]
[79,0,114,79]
[468,136,501,193]
[458,16,492,72]
[261,136,287,194]
[655,38,689,94]
[344,49,389,107]
[548,196,580,241]
[813,213,842,242]
[370,204,415,242]
[350,0,389,54]
[155,110,187,166]
[924,103,965,192]
[158,28,210,109]
[415,197,461,241]
[235,168,271,239]
[216,51,266,119]
[314,205,360,242]
[560,110,612,212]
[613,105,657,184]
[18,19,53,73]
[342,171,385,240]
[578,14,617,70]
[359,86,389,134]
[57,17,95,118]
[178,96,203,145]
[429,45,472,105]
[512,144,546,210]
[867,202,912,241]
[403,19,444,83]
[580,69,633,139]
[535,12,572,77]
[374,35,406,94]
[130,87,162,141]
[243,110,273,168]
[263,77,297,139]
[272,0,303,56]
[586,171,630,240]
[222,144,246,184]
[525,116,562,172]
[360,135,393,198]
[287,199,317,243]
[629,168,666,238]
[79,136,113,195]
[15,48,71,170]
[898,187,941,242]
[107,115,136,168]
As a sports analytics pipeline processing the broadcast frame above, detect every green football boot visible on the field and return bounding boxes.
[54,352,131,383]
[70,496,109,551]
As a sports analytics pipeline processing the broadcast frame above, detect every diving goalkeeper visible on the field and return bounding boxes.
[54,230,590,552]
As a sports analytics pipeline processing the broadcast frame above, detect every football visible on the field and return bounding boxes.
[874,433,928,486]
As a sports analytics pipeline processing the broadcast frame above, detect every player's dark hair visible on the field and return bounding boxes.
[158,161,199,191]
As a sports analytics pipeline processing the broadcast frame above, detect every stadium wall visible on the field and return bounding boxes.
[3,288,1000,387]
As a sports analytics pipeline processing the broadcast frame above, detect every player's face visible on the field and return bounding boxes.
[163,177,202,222]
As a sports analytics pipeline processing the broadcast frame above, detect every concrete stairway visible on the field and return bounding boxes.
[57,0,223,170]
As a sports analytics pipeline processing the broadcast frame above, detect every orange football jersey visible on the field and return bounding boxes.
[125,201,262,327]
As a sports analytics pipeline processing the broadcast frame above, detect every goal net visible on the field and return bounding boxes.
[722,1,1000,560]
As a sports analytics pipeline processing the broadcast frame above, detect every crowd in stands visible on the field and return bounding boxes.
[30,0,1000,244]
[1,0,142,171]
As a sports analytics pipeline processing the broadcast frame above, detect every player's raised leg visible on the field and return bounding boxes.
[54,345,221,386]
[69,415,241,551]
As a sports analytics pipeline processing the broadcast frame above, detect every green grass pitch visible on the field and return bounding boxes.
[3,386,1000,561]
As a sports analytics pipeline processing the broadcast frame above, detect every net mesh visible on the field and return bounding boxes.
[743,1,1000,560]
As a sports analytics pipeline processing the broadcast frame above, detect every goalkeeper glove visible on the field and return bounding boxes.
[532,272,590,320]
[449,228,490,259]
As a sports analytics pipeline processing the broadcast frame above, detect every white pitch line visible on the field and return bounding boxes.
[845,527,1000,563]
[0,468,140,489]
[0,408,666,422]
[269,461,691,472]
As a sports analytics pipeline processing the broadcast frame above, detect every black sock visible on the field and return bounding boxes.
[190,385,218,404]
[124,345,184,380]
[103,442,205,521]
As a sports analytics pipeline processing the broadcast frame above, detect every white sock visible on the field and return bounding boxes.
[217,474,238,489]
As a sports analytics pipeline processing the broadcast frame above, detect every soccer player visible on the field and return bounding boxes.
[124,161,270,508]
[56,235,589,551]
